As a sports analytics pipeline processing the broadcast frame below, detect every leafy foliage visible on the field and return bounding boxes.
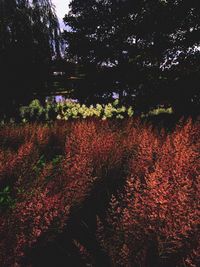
[18,99,174,122]
[0,186,15,210]
[64,0,200,114]
[0,0,61,118]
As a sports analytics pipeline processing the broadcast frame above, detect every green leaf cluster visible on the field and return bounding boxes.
[20,99,135,122]
[0,186,15,210]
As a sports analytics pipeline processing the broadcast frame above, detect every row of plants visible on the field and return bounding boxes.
[19,99,173,122]
[0,118,199,266]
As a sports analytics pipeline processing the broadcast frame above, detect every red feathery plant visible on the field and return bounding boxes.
[97,119,200,267]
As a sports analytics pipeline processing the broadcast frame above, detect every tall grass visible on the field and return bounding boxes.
[0,118,199,266]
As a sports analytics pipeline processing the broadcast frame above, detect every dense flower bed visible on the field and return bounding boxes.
[0,118,199,266]
[19,99,173,122]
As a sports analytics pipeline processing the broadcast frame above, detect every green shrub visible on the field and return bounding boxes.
[19,99,135,122]
[19,99,173,122]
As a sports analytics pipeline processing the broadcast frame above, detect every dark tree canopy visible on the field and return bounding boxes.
[0,0,61,118]
[64,0,200,114]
